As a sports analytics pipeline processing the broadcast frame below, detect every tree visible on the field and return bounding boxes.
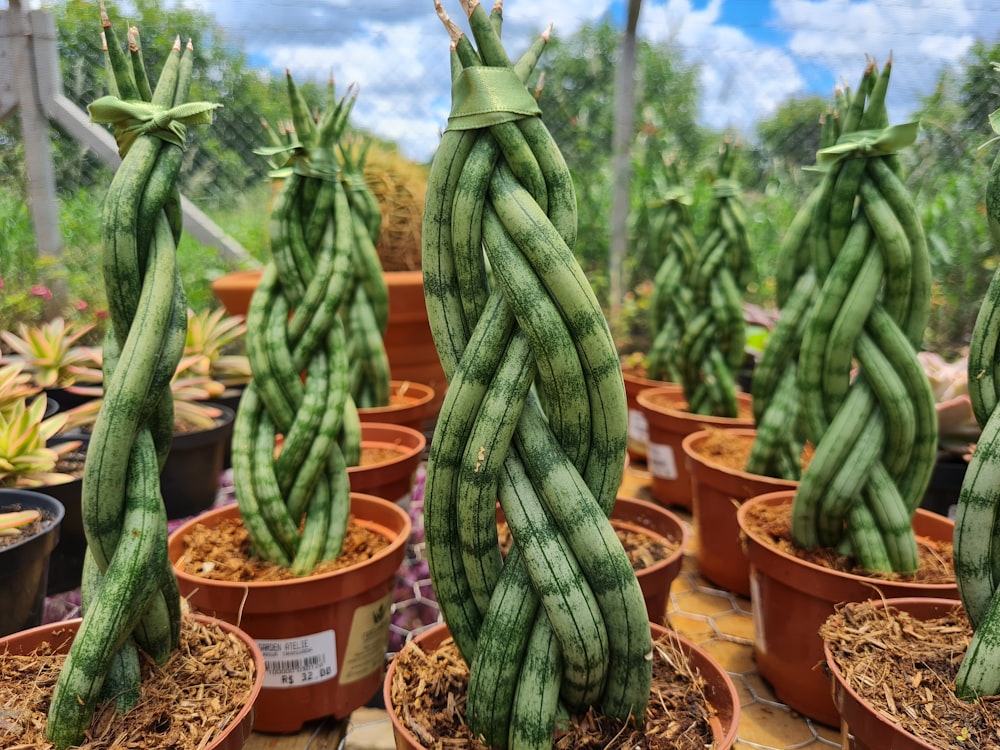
[755,95,828,171]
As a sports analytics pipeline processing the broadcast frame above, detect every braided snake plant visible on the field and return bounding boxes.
[421,1,650,747]
[232,73,368,575]
[46,8,219,747]
[954,94,1000,698]
[643,157,698,384]
[782,57,937,575]
[746,100,841,480]
[676,139,752,417]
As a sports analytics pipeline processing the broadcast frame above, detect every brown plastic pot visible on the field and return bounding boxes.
[824,597,959,750]
[382,271,447,417]
[0,613,265,750]
[167,493,411,734]
[636,386,754,510]
[351,422,426,511]
[737,491,960,727]
[211,268,262,316]
[621,370,679,462]
[357,380,436,435]
[384,620,740,749]
[682,428,798,597]
[611,496,688,622]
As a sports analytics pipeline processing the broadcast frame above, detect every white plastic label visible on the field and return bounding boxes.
[647,442,677,480]
[258,630,337,689]
[627,408,648,444]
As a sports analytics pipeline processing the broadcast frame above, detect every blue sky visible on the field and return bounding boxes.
[170,0,1000,161]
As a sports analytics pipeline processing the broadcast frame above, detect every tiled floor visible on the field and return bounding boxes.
[245,461,844,750]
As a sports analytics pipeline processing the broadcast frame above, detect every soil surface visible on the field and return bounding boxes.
[389,629,720,749]
[741,498,955,583]
[821,599,1000,749]
[0,615,257,750]
[691,427,813,475]
[497,519,678,571]
[174,513,391,582]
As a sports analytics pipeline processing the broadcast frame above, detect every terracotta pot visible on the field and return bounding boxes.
[352,422,426,511]
[167,494,411,734]
[737,491,960,727]
[0,488,64,636]
[358,379,436,435]
[611,496,688,622]
[621,370,679,462]
[0,613,264,750]
[383,620,740,750]
[636,386,754,510]
[210,269,263,316]
[382,271,447,417]
[824,597,958,750]
[682,428,798,597]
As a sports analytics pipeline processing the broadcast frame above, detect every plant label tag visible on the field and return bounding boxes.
[628,408,648,444]
[647,442,678,480]
[339,592,393,684]
[258,630,337,689]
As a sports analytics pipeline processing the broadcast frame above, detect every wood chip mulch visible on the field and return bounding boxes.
[174,514,391,582]
[0,615,257,750]
[389,630,719,750]
[821,599,1000,749]
[741,498,955,584]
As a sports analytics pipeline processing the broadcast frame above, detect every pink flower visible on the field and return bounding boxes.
[0,277,4,291]
[75,299,89,311]
[30,285,52,300]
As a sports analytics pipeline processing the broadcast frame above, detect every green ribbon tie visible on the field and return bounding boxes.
[446,66,542,131]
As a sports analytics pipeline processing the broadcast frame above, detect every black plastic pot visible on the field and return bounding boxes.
[919,457,968,520]
[161,404,236,520]
[0,489,64,636]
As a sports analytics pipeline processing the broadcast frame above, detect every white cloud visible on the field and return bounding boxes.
[641,0,806,136]
[772,0,996,122]
[180,0,1000,160]
[190,0,616,160]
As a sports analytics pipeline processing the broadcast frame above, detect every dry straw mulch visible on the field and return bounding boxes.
[389,630,721,749]
[0,615,257,750]
[821,599,1000,749]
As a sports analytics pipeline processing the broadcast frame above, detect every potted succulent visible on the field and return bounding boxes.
[384,3,740,748]
[735,55,959,728]
[0,490,65,637]
[817,76,1000,750]
[637,139,755,508]
[0,362,85,594]
[168,69,412,734]
[21,10,264,750]
[1,316,102,409]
